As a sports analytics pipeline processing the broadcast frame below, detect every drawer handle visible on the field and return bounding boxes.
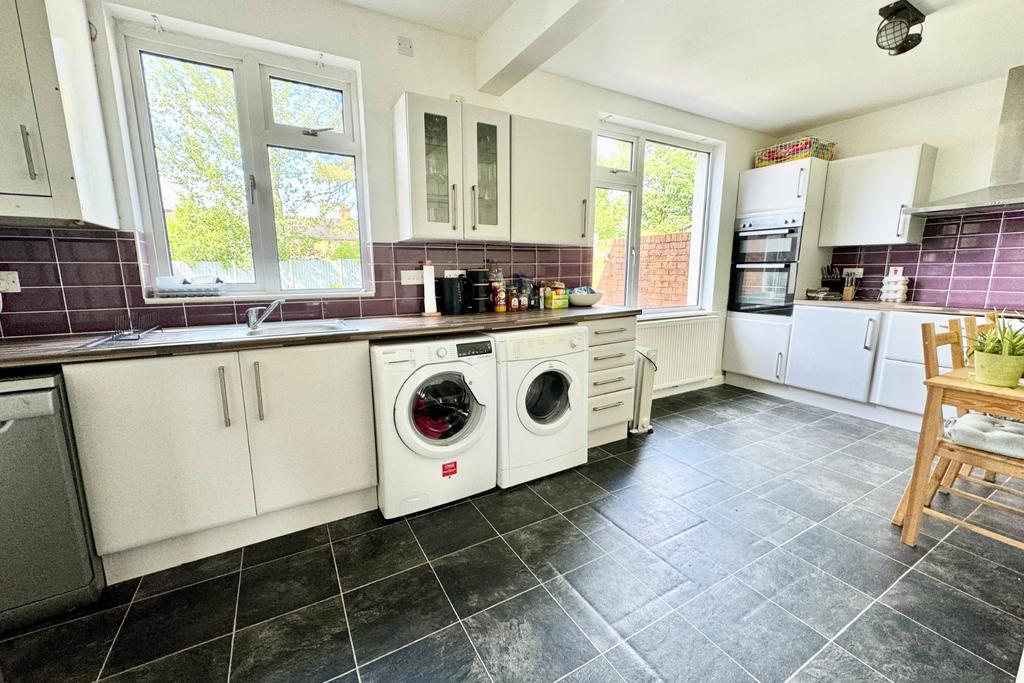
[594,352,627,361]
[594,377,626,386]
[254,361,266,421]
[594,327,627,335]
[218,365,231,427]
[593,401,624,412]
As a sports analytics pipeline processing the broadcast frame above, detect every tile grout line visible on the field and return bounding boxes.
[93,572,143,681]
[326,523,363,683]
[225,550,244,682]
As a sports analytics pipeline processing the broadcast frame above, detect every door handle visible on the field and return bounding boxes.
[594,352,627,361]
[775,352,784,379]
[20,125,37,180]
[218,365,231,427]
[254,361,265,421]
[471,184,478,230]
[593,401,624,412]
[593,376,626,386]
[863,318,876,350]
[581,198,588,239]
[451,184,458,231]
[796,166,805,199]
[895,203,907,237]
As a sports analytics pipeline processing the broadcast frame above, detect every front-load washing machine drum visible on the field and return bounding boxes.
[516,360,580,436]
[395,367,489,458]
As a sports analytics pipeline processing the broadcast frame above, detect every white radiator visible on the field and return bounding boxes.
[637,314,724,392]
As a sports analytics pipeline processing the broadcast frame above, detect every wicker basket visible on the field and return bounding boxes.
[754,136,836,168]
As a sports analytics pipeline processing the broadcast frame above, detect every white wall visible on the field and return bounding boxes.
[792,77,1006,202]
[86,0,771,312]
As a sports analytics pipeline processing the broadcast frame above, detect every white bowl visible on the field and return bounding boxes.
[569,291,604,307]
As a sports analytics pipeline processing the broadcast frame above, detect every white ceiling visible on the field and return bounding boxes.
[340,0,514,39]
[542,0,1024,134]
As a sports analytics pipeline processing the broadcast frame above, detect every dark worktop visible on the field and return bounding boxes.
[0,306,641,368]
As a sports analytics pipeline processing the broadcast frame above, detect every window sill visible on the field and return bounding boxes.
[142,289,375,305]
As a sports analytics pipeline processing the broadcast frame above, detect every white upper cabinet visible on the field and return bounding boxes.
[394,93,510,241]
[818,144,937,247]
[0,0,117,227]
[510,115,593,246]
[722,314,793,383]
[736,158,827,216]
[787,306,882,402]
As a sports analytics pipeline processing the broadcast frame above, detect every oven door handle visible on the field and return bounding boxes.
[736,228,796,237]
[734,263,789,269]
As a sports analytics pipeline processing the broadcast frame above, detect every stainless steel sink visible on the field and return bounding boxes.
[78,318,353,349]
[245,319,352,336]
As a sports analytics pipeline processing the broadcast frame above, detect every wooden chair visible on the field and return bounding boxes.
[893,317,1024,549]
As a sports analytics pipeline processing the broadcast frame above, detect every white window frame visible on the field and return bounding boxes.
[594,129,713,313]
[116,21,373,299]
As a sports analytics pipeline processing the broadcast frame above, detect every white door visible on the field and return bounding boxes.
[516,360,580,436]
[395,363,494,458]
[462,104,510,242]
[0,0,49,196]
[403,93,463,239]
[736,159,810,216]
[511,115,592,245]
[239,342,376,515]
[722,314,792,383]
[64,354,256,554]
[786,306,882,402]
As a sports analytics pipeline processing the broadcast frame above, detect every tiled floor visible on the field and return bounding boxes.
[3,384,1024,682]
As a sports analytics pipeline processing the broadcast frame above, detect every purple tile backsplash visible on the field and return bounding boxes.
[828,209,1024,309]
[0,226,592,338]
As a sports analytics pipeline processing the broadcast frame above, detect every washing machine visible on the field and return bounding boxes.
[487,326,589,487]
[371,335,497,518]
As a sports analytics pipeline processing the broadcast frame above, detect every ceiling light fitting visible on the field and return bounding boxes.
[876,0,925,56]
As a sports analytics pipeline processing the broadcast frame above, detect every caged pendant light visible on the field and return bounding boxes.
[876,0,925,55]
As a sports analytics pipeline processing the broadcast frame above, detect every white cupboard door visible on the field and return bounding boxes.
[462,105,510,242]
[511,115,592,245]
[399,93,463,240]
[881,312,957,366]
[874,358,954,415]
[63,354,255,555]
[786,307,881,402]
[722,315,792,383]
[736,159,810,216]
[0,0,50,196]
[239,342,376,514]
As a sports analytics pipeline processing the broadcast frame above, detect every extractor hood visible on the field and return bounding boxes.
[911,65,1024,216]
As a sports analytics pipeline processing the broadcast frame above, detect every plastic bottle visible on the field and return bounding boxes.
[489,262,506,313]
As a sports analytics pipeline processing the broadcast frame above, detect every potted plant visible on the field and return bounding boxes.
[970,311,1024,388]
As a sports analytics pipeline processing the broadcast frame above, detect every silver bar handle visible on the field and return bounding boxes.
[593,401,624,412]
[451,184,458,231]
[218,365,231,427]
[735,263,788,270]
[249,174,256,205]
[20,125,37,180]
[775,352,783,379]
[594,352,627,361]
[895,203,906,237]
[471,184,478,230]
[581,198,588,238]
[863,318,876,351]
[254,361,265,421]
[594,376,626,386]
[796,166,805,199]
[594,327,627,335]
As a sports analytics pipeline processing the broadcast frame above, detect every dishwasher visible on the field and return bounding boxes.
[0,374,104,632]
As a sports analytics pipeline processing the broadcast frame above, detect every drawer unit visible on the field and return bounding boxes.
[588,390,635,431]
[588,365,635,397]
[580,317,637,346]
[588,340,634,372]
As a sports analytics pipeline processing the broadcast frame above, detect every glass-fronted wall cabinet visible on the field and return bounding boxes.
[394,93,509,241]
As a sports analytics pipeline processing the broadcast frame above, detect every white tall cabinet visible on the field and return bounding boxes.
[736,158,828,216]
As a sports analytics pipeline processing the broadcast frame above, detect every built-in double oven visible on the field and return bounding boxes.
[728,210,803,315]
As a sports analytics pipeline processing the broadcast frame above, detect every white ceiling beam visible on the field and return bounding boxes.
[476,0,621,95]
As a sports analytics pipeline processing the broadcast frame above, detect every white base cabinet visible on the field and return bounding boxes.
[786,306,881,402]
[722,314,792,383]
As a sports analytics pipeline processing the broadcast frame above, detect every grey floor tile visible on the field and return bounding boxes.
[674,479,744,511]
[816,451,904,486]
[546,555,671,651]
[815,414,887,440]
[105,636,231,682]
[708,496,814,545]
[916,543,1024,620]
[2,579,138,640]
[679,406,732,426]
[840,431,918,470]
[576,457,642,492]
[790,643,887,682]
[856,487,955,539]
[327,509,396,542]
[729,395,784,413]
[587,486,703,547]
[730,442,808,474]
[652,515,775,573]
[789,424,859,451]
[754,480,847,522]
[464,587,596,683]
[588,446,614,462]
[503,515,604,581]
[0,606,127,682]
[230,598,353,682]
[718,417,784,441]
[784,526,908,597]
[236,545,339,629]
[620,456,717,498]
[735,549,872,638]
[528,470,608,511]
[560,656,622,683]
[945,527,1024,575]
[332,521,425,590]
[345,564,456,663]
[243,525,329,568]
[766,404,831,425]
[824,505,936,565]
[408,501,496,558]
[600,436,644,456]
[679,578,826,683]
[613,537,730,608]
[759,431,836,461]
[359,624,489,683]
[694,454,778,489]
[882,569,1024,673]
[473,485,557,533]
[788,463,875,502]
[652,413,706,435]
[605,611,754,682]
[651,434,727,465]
[689,427,757,452]
[837,604,1010,682]
[744,410,808,433]
[135,549,240,599]
[431,537,538,617]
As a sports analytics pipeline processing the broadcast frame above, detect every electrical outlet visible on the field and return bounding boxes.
[842,267,864,279]
[443,269,466,278]
[0,271,21,293]
[400,269,424,285]
[396,36,413,57]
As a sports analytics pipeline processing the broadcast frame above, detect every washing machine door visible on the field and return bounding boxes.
[515,359,582,436]
[394,363,494,458]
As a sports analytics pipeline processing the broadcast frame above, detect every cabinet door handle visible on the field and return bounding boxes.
[594,352,627,361]
[775,352,784,379]
[594,376,626,386]
[248,174,256,205]
[471,184,478,230]
[796,166,805,199]
[863,318,876,351]
[218,365,231,427]
[19,125,37,180]
[451,184,459,231]
[895,203,907,237]
[594,327,627,335]
[593,401,624,412]
[581,198,588,239]
[254,361,265,421]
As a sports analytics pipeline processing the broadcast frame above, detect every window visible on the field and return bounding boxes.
[592,133,711,311]
[121,24,371,297]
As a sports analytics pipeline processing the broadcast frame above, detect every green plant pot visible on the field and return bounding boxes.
[974,351,1024,388]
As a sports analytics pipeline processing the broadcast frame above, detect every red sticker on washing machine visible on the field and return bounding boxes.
[441,461,458,478]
